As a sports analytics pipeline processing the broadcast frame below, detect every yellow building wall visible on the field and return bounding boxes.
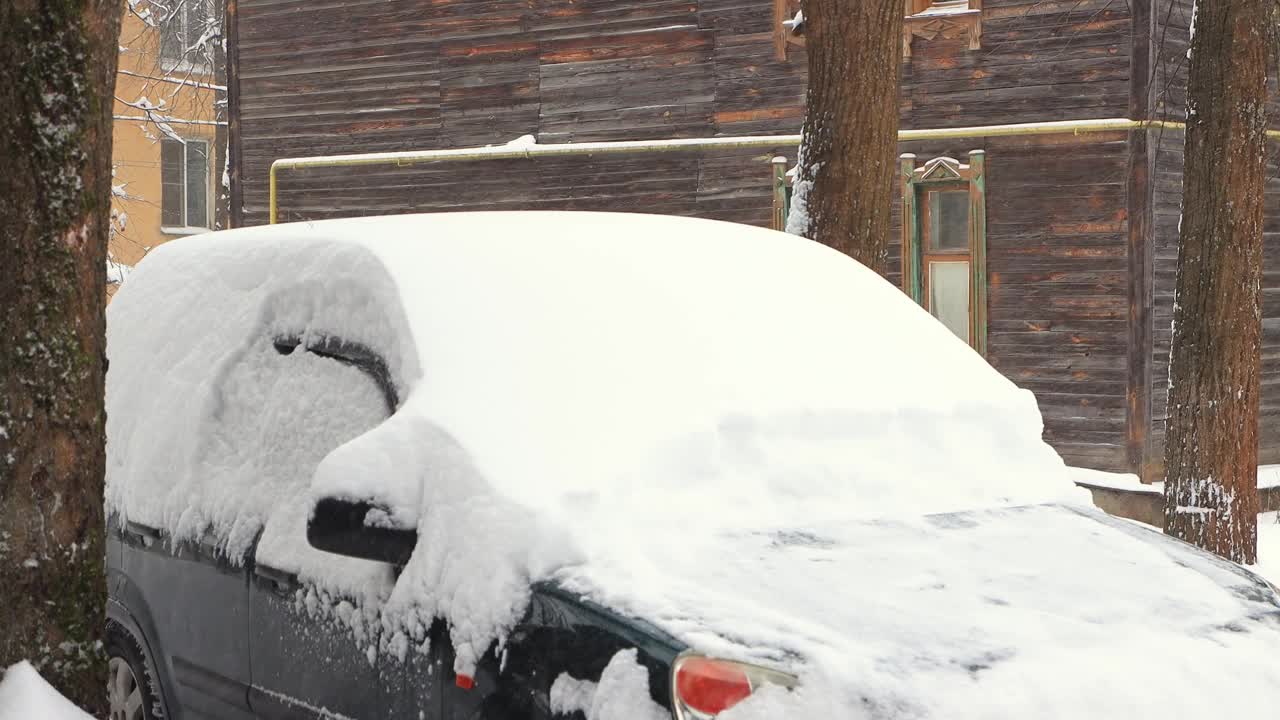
[110,2,221,280]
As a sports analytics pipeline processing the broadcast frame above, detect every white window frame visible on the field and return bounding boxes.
[161,137,212,234]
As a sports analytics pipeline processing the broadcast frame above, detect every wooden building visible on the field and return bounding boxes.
[226,0,1279,484]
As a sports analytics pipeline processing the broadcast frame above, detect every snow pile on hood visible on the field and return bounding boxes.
[550,650,668,720]
[0,662,93,720]
[108,213,1092,697]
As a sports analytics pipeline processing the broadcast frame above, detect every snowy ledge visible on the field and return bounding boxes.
[1071,465,1280,528]
[159,225,212,237]
[1070,465,1280,495]
[1262,464,1280,490]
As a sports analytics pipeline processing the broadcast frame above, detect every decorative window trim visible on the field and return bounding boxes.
[900,150,988,355]
[903,0,983,58]
[772,0,806,61]
[771,156,792,231]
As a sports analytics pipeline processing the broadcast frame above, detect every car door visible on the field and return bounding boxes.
[246,559,389,719]
[237,335,417,718]
[117,520,255,719]
[379,617,447,719]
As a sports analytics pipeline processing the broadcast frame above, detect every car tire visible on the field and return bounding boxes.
[106,620,166,720]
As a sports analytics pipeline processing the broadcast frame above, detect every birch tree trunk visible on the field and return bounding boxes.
[0,0,122,710]
[1162,0,1268,563]
[786,0,903,274]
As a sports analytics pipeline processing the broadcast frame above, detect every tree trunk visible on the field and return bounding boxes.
[785,0,903,274]
[0,0,121,710]
[1163,0,1268,564]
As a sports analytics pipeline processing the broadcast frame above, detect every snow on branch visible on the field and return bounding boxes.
[114,96,187,141]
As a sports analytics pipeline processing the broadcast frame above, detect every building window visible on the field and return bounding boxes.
[903,0,983,57]
[900,151,988,353]
[160,0,212,65]
[161,138,210,230]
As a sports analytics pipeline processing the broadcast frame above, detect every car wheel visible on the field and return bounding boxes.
[106,621,165,720]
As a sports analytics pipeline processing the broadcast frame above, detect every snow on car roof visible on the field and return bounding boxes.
[109,211,1155,710]
[109,210,1074,524]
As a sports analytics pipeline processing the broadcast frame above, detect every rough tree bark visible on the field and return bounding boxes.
[0,0,122,710]
[785,0,903,274]
[1162,0,1268,563]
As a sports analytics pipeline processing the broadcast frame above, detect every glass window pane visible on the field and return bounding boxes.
[190,0,210,39]
[929,261,970,343]
[159,5,183,62]
[188,0,210,60]
[160,139,184,227]
[929,190,970,251]
[186,142,209,228]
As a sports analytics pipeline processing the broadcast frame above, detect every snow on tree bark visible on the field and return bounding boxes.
[785,0,903,274]
[0,0,122,711]
[1162,0,1268,564]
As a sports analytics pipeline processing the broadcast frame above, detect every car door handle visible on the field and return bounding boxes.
[253,564,298,597]
[124,521,161,548]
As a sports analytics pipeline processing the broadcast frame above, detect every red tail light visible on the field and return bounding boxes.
[675,657,752,715]
[671,654,797,719]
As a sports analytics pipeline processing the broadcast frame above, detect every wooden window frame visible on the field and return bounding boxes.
[900,151,988,355]
[772,0,806,61]
[920,184,973,344]
[903,0,983,57]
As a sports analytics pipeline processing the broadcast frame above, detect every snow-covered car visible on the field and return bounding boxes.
[105,212,1280,720]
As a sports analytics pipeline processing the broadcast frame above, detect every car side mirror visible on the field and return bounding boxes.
[307,497,417,566]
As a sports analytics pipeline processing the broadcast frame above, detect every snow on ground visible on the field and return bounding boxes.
[107,213,1280,717]
[0,662,92,720]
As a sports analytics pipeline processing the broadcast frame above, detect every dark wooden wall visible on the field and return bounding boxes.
[234,0,1133,224]
[889,133,1134,473]
[1146,0,1280,470]
[234,0,809,228]
[1265,152,1280,467]
[235,0,1269,475]
[890,0,1137,472]
[902,0,1132,128]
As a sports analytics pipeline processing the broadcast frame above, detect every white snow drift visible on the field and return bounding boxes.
[106,212,1280,718]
